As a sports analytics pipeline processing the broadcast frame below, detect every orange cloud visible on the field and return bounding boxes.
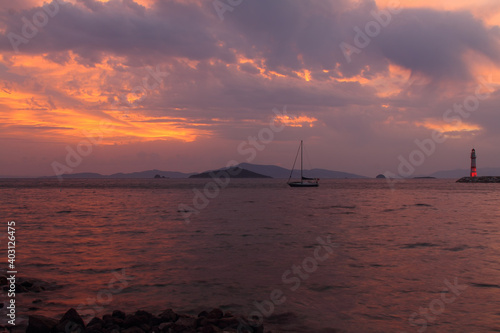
[275,114,318,127]
[0,52,204,144]
[295,69,312,82]
[415,119,482,134]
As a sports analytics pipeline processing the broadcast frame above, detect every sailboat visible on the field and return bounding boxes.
[287,140,319,187]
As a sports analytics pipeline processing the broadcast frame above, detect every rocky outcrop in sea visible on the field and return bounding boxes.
[456,176,500,183]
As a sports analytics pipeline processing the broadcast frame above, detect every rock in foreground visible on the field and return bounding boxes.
[28,308,264,333]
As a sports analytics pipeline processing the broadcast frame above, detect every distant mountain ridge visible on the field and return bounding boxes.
[21,164,500,179]
[41,163,367,179]
[45,169,194,179]
[238,163,367,179]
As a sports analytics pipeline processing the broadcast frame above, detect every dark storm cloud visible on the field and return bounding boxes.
[0,0,233,65]
[379,9,500,81]
[1,0,498,80]
[223,0,500,80]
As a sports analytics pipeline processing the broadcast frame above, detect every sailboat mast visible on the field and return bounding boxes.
[300,140,303,181]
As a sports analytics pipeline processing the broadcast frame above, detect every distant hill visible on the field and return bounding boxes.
[189,167,272,179]
[237,163,290,178]
[46,169,193,179]
[238,163,367,179]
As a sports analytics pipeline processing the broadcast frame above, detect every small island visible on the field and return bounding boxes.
[456,176,500,183]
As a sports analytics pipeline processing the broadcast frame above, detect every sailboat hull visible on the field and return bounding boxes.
[287,182,319,187]
[287,140,319,188]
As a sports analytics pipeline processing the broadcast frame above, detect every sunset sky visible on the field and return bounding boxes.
[1,0,500,177]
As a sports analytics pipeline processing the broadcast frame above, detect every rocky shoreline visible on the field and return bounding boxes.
[456,176,500,183]
[26,308,264,333]
[0,275,266,332]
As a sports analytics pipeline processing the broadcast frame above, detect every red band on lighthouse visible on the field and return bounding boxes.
[470,148,477,178]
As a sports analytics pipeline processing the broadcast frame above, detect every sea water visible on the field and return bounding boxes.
[1,178,499,332]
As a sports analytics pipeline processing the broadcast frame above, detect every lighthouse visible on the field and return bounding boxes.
[470,148,477,178]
